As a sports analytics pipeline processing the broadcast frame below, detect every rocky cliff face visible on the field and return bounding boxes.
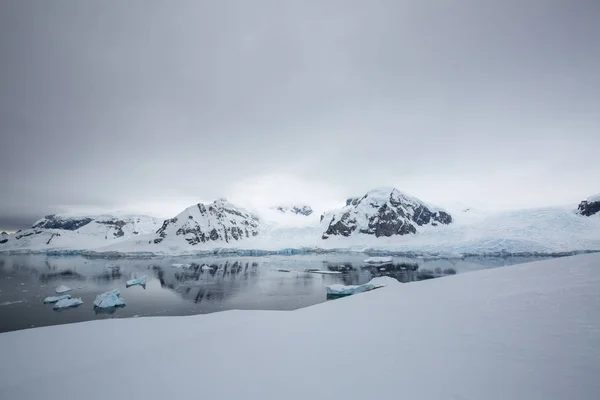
[153,198,260,245]
[273,205,313,216]
[32,215,93,231]
[578,194,600,217]
[322,187,452,239]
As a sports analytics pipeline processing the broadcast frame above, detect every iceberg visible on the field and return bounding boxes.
[93,289,126,309]
[171,263,191,269]
[201,265,212,272]
[54,285,72,294]
[126,275,147,288]
[43,294,72,304]
[326,276,399,298]
[364,256,393,265]
[53,297,83,309]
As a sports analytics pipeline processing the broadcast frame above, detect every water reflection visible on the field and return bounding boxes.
[0,253,553,333]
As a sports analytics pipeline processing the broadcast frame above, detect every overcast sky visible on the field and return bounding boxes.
[1,0,599,230]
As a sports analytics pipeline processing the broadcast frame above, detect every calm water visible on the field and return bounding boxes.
[0,254,551,332]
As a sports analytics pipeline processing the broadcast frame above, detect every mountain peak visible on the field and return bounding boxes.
[323,187,452,239]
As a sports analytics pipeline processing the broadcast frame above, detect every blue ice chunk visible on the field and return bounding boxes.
[43,294,72,304]
[53,297,83,309]
[93,289,126,309]
[126,275,147,288]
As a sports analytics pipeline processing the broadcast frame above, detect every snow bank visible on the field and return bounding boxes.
[93,289,125,309]
[53,298,83,309]
[1,253,599,399]
[587,193,600,203]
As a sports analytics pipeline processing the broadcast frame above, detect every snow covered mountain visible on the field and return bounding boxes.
[152,198,260,246]
[321,187,452,239]
[578,193,600,217]
[272,205,313,216]
[3,190,600,256]
[0,214,161,252]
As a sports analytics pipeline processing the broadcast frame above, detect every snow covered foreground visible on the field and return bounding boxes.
[1,254,600,399]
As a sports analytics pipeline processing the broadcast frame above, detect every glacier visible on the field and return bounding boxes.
[1,191,600,258]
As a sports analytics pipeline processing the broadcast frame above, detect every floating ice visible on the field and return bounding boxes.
[201,265,212,272]
[53,297,83,309]
[326,276,399,298]
[171,263,190,269]
[93,289,126,309]
[0,300,25,306]
[43,294,72,304]
[305,269,342,275]
[364,256,393,265]
[55,285,72,294]
[126,276,147,288]
[326,283,377,297]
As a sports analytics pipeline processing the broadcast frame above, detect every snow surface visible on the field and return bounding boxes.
[53,298,83,309]
[54,285,72,294]
[92,289,125,309]
[0,213,160,253]
[2,200,600,256]
[1,253,599,399]
[587,193,600,203]
[97,205,600,256]
[43,295,71,304]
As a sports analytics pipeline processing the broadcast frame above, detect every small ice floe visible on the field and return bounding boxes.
[43,294,72,304]
[126,275,147,288]
[171,263,190,269]
[93,289,125,309]
[363,256,393,265]
[0,300,25,306]
[305,269,342,275]
[53,297,83,309]
[55,285,72,294]
[201,265,212,272]
[326,283,378,298]
[326,276,398,299]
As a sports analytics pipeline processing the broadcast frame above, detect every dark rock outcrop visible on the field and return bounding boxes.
[322,187,452,239]
[578,198,600,217]
[345,197,360,206]
[96,219,127,237]
[32,215,93,230]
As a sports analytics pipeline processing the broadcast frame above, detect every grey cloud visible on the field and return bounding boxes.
[1,0,599,229]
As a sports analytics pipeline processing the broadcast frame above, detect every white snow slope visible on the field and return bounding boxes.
[98,205,600,256]
[1,253,599,399]
[587,193,600,203]
[0,214,161,252]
